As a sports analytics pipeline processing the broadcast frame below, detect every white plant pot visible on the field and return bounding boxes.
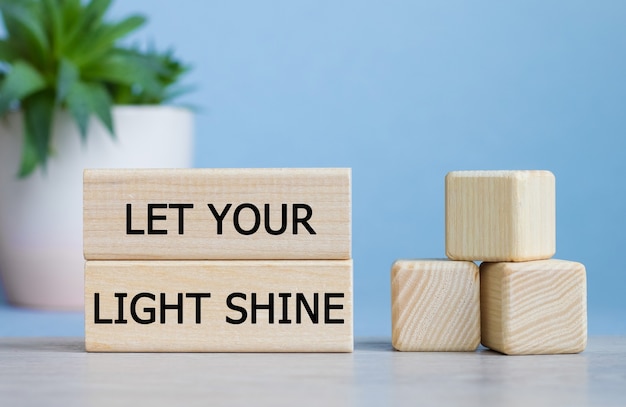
[0,106,193,310]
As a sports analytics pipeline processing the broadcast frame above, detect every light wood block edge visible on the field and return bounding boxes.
[480,259,587,355]
[446,170,555,262]
[391,259,480,352]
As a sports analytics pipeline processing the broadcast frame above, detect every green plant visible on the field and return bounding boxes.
[0,0,190,177]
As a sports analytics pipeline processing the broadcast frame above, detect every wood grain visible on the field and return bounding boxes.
[83,168,351,260]
[480,259,587,355]
[446,170,555,262]
[85,260,353,352]
[391,260,480,351]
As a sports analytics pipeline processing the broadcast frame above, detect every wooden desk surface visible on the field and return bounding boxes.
[1,337,624,406]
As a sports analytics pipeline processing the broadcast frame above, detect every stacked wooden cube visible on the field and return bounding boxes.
[392,170,587,355]
[83,168,353,352]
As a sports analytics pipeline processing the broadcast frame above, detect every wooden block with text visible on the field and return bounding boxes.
[391,260,480,351]
[480,259,587,355]
[83,168,351,260]
[446,170,555,262]
[85,260,353,352]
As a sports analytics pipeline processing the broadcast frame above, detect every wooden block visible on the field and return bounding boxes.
[85,260,353,352]
[391,260,480,351]
[83,168,351,260]
[446,170,555,262]
[480,259,587,355]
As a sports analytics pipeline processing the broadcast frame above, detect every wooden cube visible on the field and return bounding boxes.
[480,259,587,355]
[391,260,480,351]
[83,168,351,260]
[85,260,353,352]
[446,170,555,262]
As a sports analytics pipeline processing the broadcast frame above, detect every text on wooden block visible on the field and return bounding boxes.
[85,260,353,352]
[83,168,351,260]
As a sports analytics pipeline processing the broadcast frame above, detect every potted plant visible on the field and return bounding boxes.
[0,0,194,309]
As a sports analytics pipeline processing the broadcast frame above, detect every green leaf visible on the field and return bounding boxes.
[65,81,114,140]
[42,0,64,57]
[86,82,114,136]
[59,0,82,26]
[17,127,39,177]
[56,58,79,102]
[71,15,146,66]
[0,2,49,67]
[0,60,47,116]
[83,0,112,26]
[19,90,55,177]
[101,15,146,42]
[0,39,17,62]
[85,48,191,104]
[163,85,196,104]
[82,53,161,93]
[24,90,55,164]
[64,0,111,51]
[65,81,91,138]
[81,54,139,83]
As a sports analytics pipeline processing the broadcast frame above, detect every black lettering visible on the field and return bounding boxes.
[168,203,194,234]
[114,293,128,324]
[126,204,145,234]
[265,204,288,235]
[233,203,261,235]
[278,293,292,324]
[147,204,168,234]
[293,204,316,235]
[160,293,183,324]
[94,293,113,324]
[185,293,211,324]
[251,293,274,324]
[226,292,247,324]
[296,293,319,323]
[131,292,156,324]
[324,293,344,324]
[208,203,232,234]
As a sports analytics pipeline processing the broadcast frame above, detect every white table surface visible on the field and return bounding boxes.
[1,336,624,407]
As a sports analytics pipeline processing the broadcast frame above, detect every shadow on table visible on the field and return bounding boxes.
[0,337,84,353]
[355,337,393,352]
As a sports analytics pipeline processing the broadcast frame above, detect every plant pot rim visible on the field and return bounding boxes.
[111,105,192,112]
[2,105,191,117]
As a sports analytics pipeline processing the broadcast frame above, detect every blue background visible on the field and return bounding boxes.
[1,0,625,336]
